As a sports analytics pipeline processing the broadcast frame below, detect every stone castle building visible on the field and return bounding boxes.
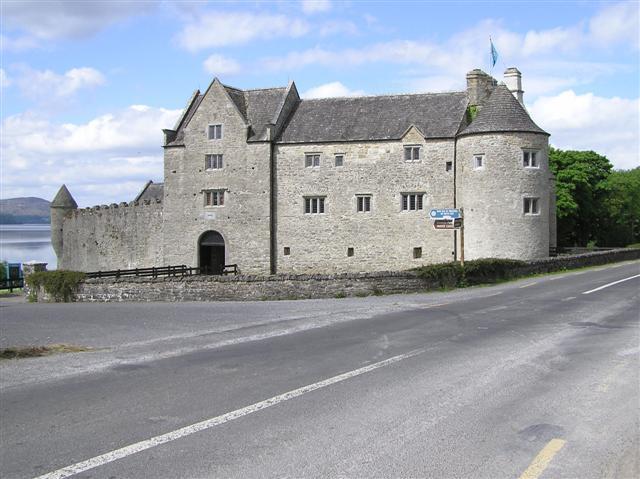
[51,67,556,275]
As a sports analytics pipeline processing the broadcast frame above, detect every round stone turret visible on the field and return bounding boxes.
[50,184,78,261]
[457,84,551,260]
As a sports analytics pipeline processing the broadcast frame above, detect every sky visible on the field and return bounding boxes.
[1,0,639,207]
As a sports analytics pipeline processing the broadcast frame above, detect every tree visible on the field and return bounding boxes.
[549,147,612,247]
[599,168,640,246]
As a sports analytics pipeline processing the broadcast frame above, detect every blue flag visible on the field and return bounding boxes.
[490,38,498,67]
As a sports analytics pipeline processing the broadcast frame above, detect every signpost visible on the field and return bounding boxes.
[430,208,464,266]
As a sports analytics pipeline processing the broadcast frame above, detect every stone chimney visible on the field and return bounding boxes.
[466,69,498,108]
[504,67,524,106]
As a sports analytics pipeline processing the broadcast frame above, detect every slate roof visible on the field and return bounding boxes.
[243,87,288,141]
[135,181,164,202]
[166,84,288,145]
[459,84,548,136]
[277,92,469,143]
[51,184,77,208]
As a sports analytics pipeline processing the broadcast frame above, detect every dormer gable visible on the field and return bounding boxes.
[401,125,426,144]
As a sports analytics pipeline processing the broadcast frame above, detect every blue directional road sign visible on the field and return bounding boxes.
[429,208,461,220]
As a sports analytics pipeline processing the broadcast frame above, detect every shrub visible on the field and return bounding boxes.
[462,258,525,284]
[415,262,464,288]
[26,270,86,302]
[415,259,526,288]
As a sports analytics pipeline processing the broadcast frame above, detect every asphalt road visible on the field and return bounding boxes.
[1,261,639,478]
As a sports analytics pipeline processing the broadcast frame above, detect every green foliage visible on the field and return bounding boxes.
[415,262,463,287]
[462,258,525,284]
[0,261,6,280]
[599,168,640,247]
[415,259,525,288]
[549,147,612,247]
[466,105,479,122]
[26,270,86,302]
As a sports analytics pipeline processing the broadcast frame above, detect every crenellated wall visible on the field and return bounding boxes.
[59,200,163,272]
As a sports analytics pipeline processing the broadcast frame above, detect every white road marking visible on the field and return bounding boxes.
[561,296,576,302]
[33,349,425,479]
[582,274,640,295]
[519,281,538,289]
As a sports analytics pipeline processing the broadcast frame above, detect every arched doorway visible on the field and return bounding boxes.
[198,231,225,275]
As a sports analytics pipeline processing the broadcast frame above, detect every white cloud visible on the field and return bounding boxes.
[302,82,365,98]
[1,105,181,205]
[0,69,11,88]
[521,26,583,56]
[528,90,640,170]
[589,1,640,49]
[301,0,332,15]
[176,12,309,51]
[203,54,241,76]
[1,1,155,50]
[12,66,105,102]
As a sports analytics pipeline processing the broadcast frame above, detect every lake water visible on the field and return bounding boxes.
[0,224,57,269]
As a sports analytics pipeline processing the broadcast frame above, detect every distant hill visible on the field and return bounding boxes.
[0,197,50,224]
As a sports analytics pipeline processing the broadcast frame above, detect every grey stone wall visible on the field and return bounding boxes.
[59,201,163,271]
[31,249,640,303]
[162,80,272,274]
[457,132,550,260]
[274,131,456,274]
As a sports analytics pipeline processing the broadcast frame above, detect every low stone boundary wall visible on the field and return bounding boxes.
[30,248,640,303]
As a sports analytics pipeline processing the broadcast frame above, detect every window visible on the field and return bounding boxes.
[304,196,325,214]
[401,193,424,211]
[404,146,421,162]
[413,247,422,259]
[523,197,540,215]
[208,124,222,140]
[334,154,344,167]
[205,154,223,170]
[474,154,485,169]
[445,161,453,172]
[283,247,290,256]
[204,190,225,207]
[347,247,354,257]
[305,154,320,168]
[523,150,539,168]
[356,195,372,212]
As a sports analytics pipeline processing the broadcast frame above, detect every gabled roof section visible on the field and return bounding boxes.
[165,80,289,145]
[165,92,204,147]
[277,92,469,143]
[223,85,248,121]
[459,84,548,136]
[51,184,78,209]
[134,181,164,202]
[244,87,289,141]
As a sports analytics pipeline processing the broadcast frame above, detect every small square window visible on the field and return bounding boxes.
[334,154,344,167]
[204,190,225,207]
[305,154,320,168]
[404,146,421,162]
[208,124,222,140]
[445,161,453,172]
[347,247,354,257]
[304,196,325,214]
[474,154,485,169]
[523,197,540,215]
[205,154,223,170]
[283,247,290,256]
[356,195,372,212]
[413,247,422,259]
[523,150,540,168]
